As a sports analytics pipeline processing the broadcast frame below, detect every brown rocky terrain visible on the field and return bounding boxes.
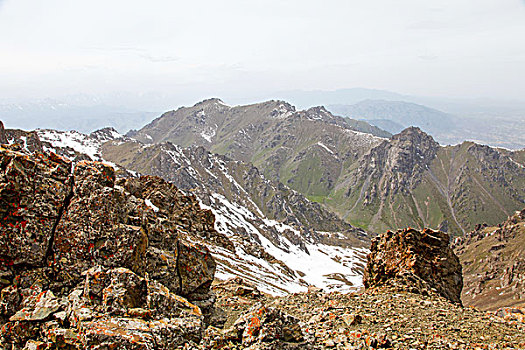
[0,142,228,349]
[1,124,524,349]
[454,209,525,311]
[364,227,462,304]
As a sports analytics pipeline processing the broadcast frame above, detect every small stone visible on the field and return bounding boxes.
[342,313,362,326]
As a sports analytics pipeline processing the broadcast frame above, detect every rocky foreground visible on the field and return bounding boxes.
[0,144,225,349]
[0,143,524,349]
[204,228,524,349]
[209,278,525,349]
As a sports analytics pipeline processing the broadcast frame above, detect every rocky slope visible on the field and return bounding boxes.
[99,138,369,295]
[200,228,524,349]
[127,99,525,235]
[454,209,525,311]
[329,127,525,235]
[0,143,225,349]
[2,124,370,296]
[129,99,386,199]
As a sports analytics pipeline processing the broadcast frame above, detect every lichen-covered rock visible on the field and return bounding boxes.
[10,290,61,322]
[363,228,463,304]
[52,161,149,291]
[0,146,71,280]
[201,303,306,349]
[0,147,220,349]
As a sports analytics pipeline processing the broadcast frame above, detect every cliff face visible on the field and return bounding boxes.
[337,128,525,235]
[0,144,223,349]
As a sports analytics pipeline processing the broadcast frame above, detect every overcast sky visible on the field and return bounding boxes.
[1,0,525,106]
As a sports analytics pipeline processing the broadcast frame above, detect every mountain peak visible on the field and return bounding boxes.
[90,127,123,142]
[392,126,439,148]
[194,98,230,108]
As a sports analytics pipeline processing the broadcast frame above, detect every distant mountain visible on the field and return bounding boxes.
[329,100,456,134]
[272,87,525,117]
[363,119,405,134]
[271,88,406,109]
[129,99,525,235]
[0,101,157,134]
[329,99,525,149]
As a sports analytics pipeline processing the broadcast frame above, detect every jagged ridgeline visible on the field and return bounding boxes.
[128,99,525,235]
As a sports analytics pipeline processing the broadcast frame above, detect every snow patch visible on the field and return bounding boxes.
[316,142,335,155]
[200,128,216,142]
[197,193,367,295]
[37,129,102,161]
[145,199,159,212]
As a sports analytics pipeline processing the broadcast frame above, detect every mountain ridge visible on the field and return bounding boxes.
[127,99,525,235]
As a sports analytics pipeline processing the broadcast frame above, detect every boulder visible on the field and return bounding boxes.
[201,303,305,349]
[363,228,463,304]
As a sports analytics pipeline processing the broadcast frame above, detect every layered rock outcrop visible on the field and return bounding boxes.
[0,144,221,349]
[363,228,463,304]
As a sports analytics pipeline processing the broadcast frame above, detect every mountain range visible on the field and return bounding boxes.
[127,98,525,235]
[1,96,524,304]
[1,91,525,346]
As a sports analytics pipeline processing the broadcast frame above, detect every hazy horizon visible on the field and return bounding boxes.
[1,0,525,105]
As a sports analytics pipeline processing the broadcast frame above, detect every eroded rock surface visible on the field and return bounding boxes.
[454,209,525,311]
[0,145,220,349]
[363,227,463,304]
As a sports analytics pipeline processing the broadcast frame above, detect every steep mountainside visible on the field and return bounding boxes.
[129,99,387,198]
[128,100,525,235]
[2,123,369,295]
[331,127,525,234]
[100,138,369,294]
[454,209,525,311]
